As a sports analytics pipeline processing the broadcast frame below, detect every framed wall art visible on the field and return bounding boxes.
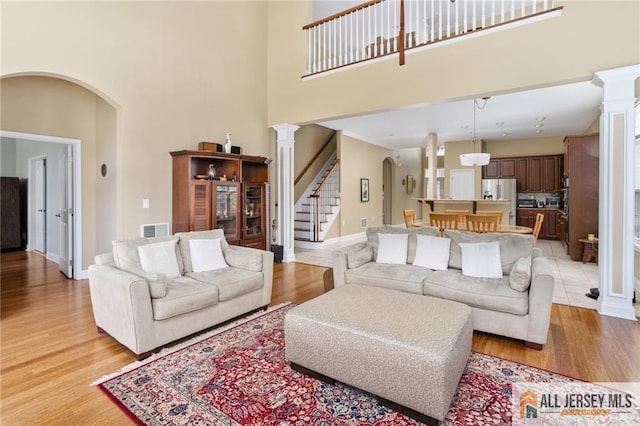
[360,178,369,202]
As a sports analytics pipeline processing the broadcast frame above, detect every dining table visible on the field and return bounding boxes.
[416,222,533,234]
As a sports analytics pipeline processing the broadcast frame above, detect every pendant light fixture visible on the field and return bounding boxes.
[460,97,491,166]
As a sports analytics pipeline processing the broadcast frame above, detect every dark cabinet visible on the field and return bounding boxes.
[483,159,500,178]
[557,213,566,246]
[564,134,599,260]
[172,150,270,250]
[483,155,562,192]
[517,208,561,239]
[1,177,21,249]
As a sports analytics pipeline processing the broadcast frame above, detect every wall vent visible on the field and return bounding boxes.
[360,217,368,228]
[141,223,170,238]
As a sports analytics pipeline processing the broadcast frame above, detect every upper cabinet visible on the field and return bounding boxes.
[482,154,562,192]
[171,150,270,250]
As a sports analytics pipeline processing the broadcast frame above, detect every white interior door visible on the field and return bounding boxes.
[58,145,73,278]
[33,158,47,253]
[450,169,475,200]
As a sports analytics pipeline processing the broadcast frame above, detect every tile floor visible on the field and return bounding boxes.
[294,236,639,318]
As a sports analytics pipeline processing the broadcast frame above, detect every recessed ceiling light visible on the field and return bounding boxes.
[536,117,546,121]
[535,129,544,134]
[502,132,510,137]
[535,123,543,128]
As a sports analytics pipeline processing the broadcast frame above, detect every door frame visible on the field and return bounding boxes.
[28,155,47,253]
[1,130,83,279]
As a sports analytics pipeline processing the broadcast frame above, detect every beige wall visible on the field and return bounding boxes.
[1,2,271,269]
[96,96,118,255]
[337,133,392,235]
[485,136,564,157]
[267,2,640,127]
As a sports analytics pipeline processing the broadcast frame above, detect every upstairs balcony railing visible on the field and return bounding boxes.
[303,0,561,77]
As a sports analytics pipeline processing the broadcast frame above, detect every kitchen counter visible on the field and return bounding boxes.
[413,198,512,215]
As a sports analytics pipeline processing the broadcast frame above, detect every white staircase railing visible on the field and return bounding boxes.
[309,159,340,242]
[303,0,561,76]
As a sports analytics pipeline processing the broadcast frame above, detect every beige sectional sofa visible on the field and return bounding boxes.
[332,226,555,349]
[88,229,273,359]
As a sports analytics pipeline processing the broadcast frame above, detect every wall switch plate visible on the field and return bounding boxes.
[142,199,150,209]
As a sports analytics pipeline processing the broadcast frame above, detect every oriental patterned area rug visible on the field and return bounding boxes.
[94,304,625,426]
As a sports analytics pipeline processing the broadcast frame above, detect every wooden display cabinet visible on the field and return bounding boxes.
[172,150,270,250]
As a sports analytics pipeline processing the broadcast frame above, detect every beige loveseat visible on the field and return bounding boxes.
[88,229,273,359]
[332,226,555,349]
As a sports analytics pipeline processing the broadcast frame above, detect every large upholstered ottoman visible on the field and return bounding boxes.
[284,284,473,424]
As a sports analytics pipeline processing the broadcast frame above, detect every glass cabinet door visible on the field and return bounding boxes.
[214,182,240,243]
[243,183,264,241]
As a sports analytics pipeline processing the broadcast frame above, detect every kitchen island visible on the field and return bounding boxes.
[413,198,513,225]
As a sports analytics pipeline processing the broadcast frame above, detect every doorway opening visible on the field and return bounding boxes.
[1,130,82,279]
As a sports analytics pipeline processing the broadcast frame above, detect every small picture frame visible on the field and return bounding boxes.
[360,178,369,202]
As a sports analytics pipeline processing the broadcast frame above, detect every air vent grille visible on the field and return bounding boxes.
[141,223,170,238]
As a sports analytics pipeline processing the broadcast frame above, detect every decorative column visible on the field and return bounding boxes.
[273,123,299,263]
[425,133,438,199]
[592,64,640,321]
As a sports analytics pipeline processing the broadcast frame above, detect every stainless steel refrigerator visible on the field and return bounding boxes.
[481,178,517,225]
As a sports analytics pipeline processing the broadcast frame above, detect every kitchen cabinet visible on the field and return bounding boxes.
[516,208,561,239]
[557,213,566,246]
[564,134,599,260]
[172,150,270,250]
[483,159,500,178]
[483,155,562,192]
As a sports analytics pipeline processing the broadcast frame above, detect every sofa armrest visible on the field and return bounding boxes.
[526,255,555,345]
[88,264,155,355]
[332,242,372,287]
[224,246,273,306]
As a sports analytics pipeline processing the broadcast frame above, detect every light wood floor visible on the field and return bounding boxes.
[1,251,639,425]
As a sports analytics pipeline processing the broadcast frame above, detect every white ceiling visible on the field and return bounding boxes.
[317,81,604,150]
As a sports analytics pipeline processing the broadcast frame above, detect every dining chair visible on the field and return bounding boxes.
[429,213,459,236]
[444,209,470,225]
[403,209,417,228]
[532,213,544,245]
[475,210,504,225]
[465,214,499,233]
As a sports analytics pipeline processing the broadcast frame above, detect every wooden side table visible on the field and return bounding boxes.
[579,238,598,264]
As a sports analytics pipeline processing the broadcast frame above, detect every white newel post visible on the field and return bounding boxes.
[273,124,299,263]
[592,64,640,321]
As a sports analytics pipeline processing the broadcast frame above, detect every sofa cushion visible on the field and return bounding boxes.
[444,229,533,274]
[188,238,228,272]
[187,268,263,302]
[138,239,182,279]
[112,235,184,277]
[509,256,532,292]
[423,269,529,315]
[151,276,219,320]
[413,234,450,270]
[366,226,439,264]
[175,229,230,273]
[459,242,503,278]
[225,247,263,272]
[376,233,408,264]
[346,242,374,269]
[345,263,434,294]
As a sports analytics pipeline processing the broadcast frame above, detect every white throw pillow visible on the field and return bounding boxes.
[413,234,451,270]
[459,241,503,278]
[376,233,408,265]
[189,238,228,272]
[509,256,532,292]
[138,240,181,279]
